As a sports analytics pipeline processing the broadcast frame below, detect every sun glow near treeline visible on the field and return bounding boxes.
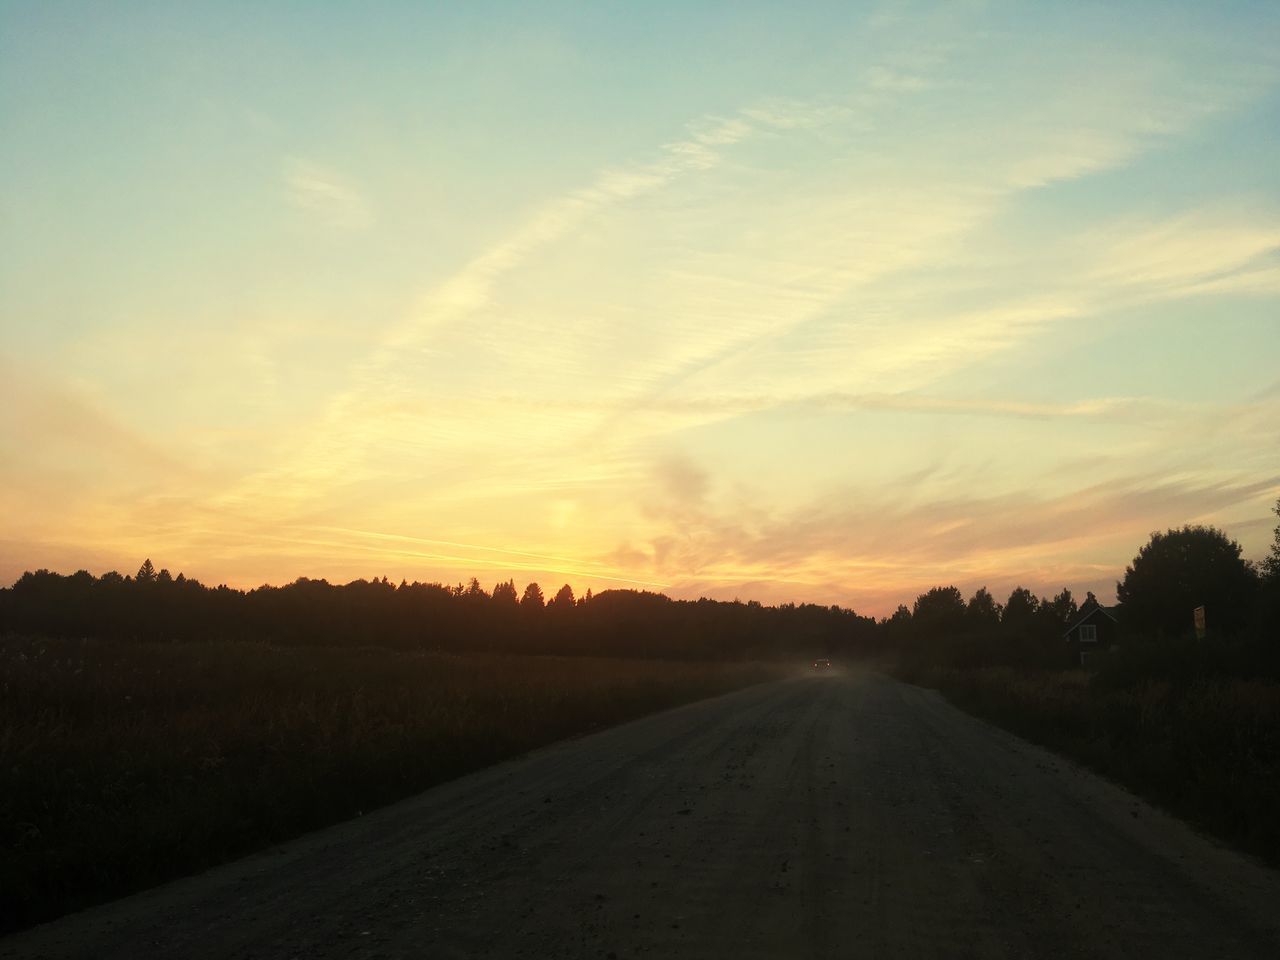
[2,2,1279,614]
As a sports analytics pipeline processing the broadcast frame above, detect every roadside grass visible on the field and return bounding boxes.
[895,661,1280,865]
[0,635,779,934]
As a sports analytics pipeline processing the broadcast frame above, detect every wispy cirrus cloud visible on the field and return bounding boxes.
[0,356,187,479]
[225,91,889,516]
[627,468,1280,614]
[1084,212,1280,300]
[486,390,1215,424]
[285,160,373,230]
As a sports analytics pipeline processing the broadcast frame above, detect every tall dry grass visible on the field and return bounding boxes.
[0,635,778,933]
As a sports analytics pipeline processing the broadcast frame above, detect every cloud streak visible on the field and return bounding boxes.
[285,160,373,230]
[631,470,1280,614]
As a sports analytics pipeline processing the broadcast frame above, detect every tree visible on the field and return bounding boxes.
[1262,498,1280,585]
[1042,588,1078,625]
[491,580,518,606]
[548,584,576,610]
[520,582,545,609]
[912,586,966,635]
[1116,525,1258,638]
[1002,587,1039,629]
[1254,499,1280,637]
[462,578,488,604]
[966,587,1002,628]
[136,559,156,583]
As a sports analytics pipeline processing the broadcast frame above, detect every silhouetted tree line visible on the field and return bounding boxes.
[881,582,1085,671]
[0,563,879,661]
[887,499,1280,679]
[5,501,1278,671]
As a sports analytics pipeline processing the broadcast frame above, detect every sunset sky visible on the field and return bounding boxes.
[2,1,1278,615]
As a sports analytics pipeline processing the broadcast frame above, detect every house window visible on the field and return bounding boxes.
[1079,624,1098,643]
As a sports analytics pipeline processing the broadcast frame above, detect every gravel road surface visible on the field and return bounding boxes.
[6,668,1280,959]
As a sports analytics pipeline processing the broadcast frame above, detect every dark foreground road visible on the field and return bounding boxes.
[7,669,1280,959]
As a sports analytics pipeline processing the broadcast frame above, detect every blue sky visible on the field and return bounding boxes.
[2,1,1278,612]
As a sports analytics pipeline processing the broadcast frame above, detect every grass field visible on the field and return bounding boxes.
[896,661,1280,866]
[0,635,779,933]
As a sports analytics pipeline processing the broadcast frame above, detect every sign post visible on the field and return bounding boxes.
[1193,605,1206,640]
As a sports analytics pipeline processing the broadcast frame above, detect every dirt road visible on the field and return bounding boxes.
[7,669,1280,959]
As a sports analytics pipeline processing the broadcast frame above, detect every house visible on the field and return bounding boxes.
[1063,593,1121,667]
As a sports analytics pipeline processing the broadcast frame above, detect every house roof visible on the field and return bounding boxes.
[1062,604,1119,637]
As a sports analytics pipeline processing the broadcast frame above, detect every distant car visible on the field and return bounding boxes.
[813,658,831,670]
